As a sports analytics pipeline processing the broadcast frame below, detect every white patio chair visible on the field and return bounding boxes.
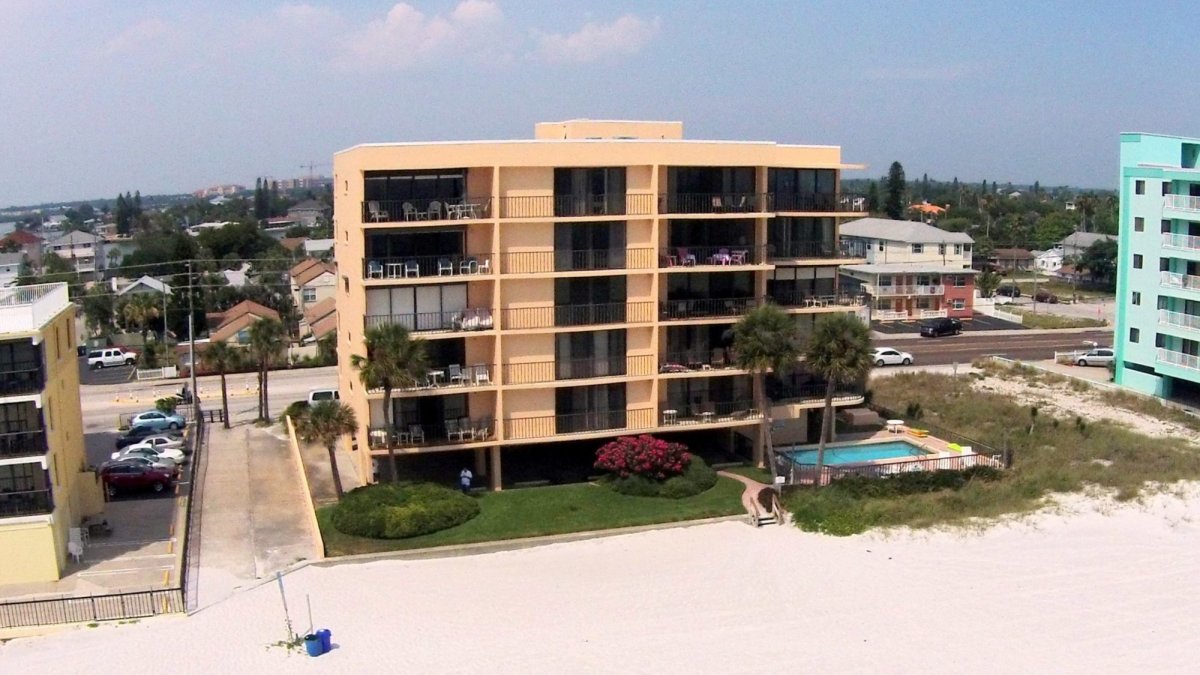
[367,201,389,222]
[367,260,384,279]
[448,364,466,385]
[438,258,454,276]
[472,364,491,385]
[68,540,84,564]
[428,200,443,220]
[403,259,420,278]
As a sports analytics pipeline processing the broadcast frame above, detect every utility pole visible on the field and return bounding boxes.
[187,262,198,418]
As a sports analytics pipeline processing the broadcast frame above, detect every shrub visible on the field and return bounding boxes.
[595,435,690,480]
[155,397,177,413]
[330,483,480,539]
[607,456,719,499]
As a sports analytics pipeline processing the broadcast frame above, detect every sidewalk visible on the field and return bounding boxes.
[296,428,363,506]
[194,423,322,608]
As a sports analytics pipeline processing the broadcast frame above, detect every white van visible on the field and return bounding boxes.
[307,389,340,405]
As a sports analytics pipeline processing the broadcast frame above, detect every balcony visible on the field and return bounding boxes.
[1161,233,1200,251]
[1157,348,1200,371]
[1158,309,1200,333]
[500,248,655,274]
[660,400,761,426]
[767,291,865,309]
[1164,195,1200,213]
[659,245,767,268]
[768,382,865,407]
[0,365,44,397]
[863,284,946,297]
[1160,271,1200,292]
[367,417,494,449]
[498,194,655,219]
[0,429,47,459]
[767,241,856,260]
[0,283,71,334]
[505,408,654,440]
[362,197,493,224]
[659,297,760,321]
[365,308,494,333]
[364,254,493,281]
[772,193,866,213]
[502,354,654,385]
[659,349,741,374]
[659,193,767,215]
[0,489,53,518]
[501,301,654,330]
[381,364,494,392]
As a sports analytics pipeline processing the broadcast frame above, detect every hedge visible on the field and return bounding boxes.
[607,457,719,499]
[330,482,480,539]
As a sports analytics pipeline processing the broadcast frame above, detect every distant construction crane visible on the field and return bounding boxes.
[299,161,331,182]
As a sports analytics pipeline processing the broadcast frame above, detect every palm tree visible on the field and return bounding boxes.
[804,313,874,486]
[296,400,357,499]
[121,293,159,341]
[247,318,286,422]
[201,340,239,429]
[350,323,429,481]
[733,303,803,470]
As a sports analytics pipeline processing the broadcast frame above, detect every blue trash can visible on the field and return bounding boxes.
[317,628,332,653]
[304,634,323,657]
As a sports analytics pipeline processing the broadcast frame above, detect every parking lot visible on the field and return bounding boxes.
[78,356,138,386]
[873,313,1027,335]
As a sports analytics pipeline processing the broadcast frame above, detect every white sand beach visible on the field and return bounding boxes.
[3,486,1200,674]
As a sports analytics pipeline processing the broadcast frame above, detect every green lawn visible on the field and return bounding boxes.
[720,465,774,484]
[317,477,746,556]
[1006,307,1106,329]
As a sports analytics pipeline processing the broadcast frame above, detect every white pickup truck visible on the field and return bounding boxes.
[87,347,138,369]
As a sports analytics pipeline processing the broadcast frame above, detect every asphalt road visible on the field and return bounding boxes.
[877,330,1113,366]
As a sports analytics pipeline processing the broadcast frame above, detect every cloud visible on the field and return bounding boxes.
[341,0,504,70]
[863,64,980,82]
[102,18,177,56]
[534,14,661,63]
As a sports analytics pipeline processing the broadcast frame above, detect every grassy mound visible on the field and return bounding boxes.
[330,482,480,539]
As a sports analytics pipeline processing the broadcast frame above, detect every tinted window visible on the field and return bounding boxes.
[88,351,102,358]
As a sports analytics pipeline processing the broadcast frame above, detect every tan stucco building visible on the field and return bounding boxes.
[0,283,104,585]
[334,120,869,489]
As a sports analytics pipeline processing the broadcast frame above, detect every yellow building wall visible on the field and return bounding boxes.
[0,522,60,585]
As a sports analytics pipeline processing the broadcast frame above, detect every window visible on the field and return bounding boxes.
[954,244,962,255]
[911,243,924,254]
[938,244,946,255]
[1160,258,1170,272]
[1135,180,1145,195]
[1133,254,1143,269]
[1158,296,1169,310]
[1163,181,1171,196]
[1134,217,1144,232]
[963,244,972,254]
[302,288,317,303]
[1163,219,1172,233]
[877,241,884,252]
[1132,291,1141,305]
[343,276,349,293]
[953,275,966,288]
[952,299,966,310]
[1129,327,1140,343]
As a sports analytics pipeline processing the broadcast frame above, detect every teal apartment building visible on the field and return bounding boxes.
[1114,133,1200,397]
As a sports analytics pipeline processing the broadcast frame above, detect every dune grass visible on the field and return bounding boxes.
[1005,307,1107,329]
[318,477,745,556]
[785,372,1200,535]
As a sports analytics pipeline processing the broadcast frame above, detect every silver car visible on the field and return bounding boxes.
[1076,348,1114,367]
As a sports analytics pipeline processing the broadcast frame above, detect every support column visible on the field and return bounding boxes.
[474,448,487,477]
[489,446,502,491]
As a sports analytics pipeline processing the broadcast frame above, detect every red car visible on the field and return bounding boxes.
[100,462,175,497]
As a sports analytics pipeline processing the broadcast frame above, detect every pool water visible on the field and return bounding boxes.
[784,441,926,465]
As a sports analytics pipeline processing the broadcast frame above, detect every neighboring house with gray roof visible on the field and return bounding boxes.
[1057,232,1116,258]
[45,230,104,273]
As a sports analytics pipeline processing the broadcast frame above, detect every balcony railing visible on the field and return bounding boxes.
[0,284,70,334]
[0,489,53,518]
[767,292,865,308]
[659,297,760,320]
[505,407,654,440]
[1157,348,1200,371]
[659,245,766,267]
[364,254,493,280]
[1164,194,1200,212]
[767,241,854,259]
[772,193,867,213]
[362,197,493,223]
[659,193,767,214]
[365,308,494,333]
[864,284,946,297]
[367,417,494,449]
[661,400,761,425]
[768,383,863,405]
[0,366,44,396]
[659,350,740,373]
[500,248,655,274]
[502,354,654,385]
[1158,309,1200,332]
[498,194,655,218]
[383,364,493,392]
[0,429,47,459]
[1161,233,1200,251]
[501,301,654,330]
[1160,271,1200,291]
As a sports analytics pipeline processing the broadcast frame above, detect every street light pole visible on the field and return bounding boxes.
[187,262,198,417]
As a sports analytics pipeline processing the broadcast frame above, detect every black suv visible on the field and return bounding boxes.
[920,317,963,337]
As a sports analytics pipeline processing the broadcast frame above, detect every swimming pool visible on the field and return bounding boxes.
[783,440,927,465]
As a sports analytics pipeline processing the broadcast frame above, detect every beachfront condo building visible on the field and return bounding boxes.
[0,283,104,585]
[1114,132,1200,398]
[333,120,869,488]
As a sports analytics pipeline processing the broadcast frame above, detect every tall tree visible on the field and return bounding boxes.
[1078,239,1118,286]
[803,313,873,486]
[81,286,114,334]
[733,303,803,469]
[269,180,280,218]
[866,181,880,214]
[201,340,240,429]
[115,193,131,234]
[884,161,906,220]
[920,173,929,200]
[247,318,286,421]
[120,293,159,341]
[350,323,429,481]
[296,401,357,499]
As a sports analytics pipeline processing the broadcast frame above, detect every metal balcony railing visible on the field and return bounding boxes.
[1164,194,1200,212]
[365,308,494,333]
[0,489,53,517]
[864,284,946,297]
[504,408,654,440]
[364,254,493,280]
[362,197,492,223]
[502,354,654,385]
[659,245,766,267]
[658,350,740,373]
[659,297,760,320]
[660,400,761,425]
[766,241,855,259]
[772,193,867,213]
[659,192,767,214]
[367,417,494,448]
[500,248,655,274]
[498,193,655,218]
[0,366,44,396]
[766,292,864,308]
[0,429,47,459]
[501,301,654,330]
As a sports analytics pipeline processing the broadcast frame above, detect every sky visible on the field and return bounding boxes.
[1,0,1196,207]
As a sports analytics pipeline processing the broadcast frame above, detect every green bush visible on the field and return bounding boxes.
[330,483,480,539]
[155,397,177,413]
[607,457,719,499]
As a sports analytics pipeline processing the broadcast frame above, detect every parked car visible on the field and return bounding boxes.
[87,348,138,369]
[995,285,1021,298]
[1034,290,1059,304]
[114,426,181,449]
[111,445,187,464]
[100,462,176,497]
[1076,348,1114,367]
[101,454,177,473]
[920,317,963,338]
[128,434,185,452]
[307,389,340,405]
[129,410,186,432]
[872,347,914,367]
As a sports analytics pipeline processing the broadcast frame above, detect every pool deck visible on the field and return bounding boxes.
[777,428,1004,486]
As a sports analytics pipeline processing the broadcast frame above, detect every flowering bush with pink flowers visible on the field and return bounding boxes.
[595,435,691,480]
